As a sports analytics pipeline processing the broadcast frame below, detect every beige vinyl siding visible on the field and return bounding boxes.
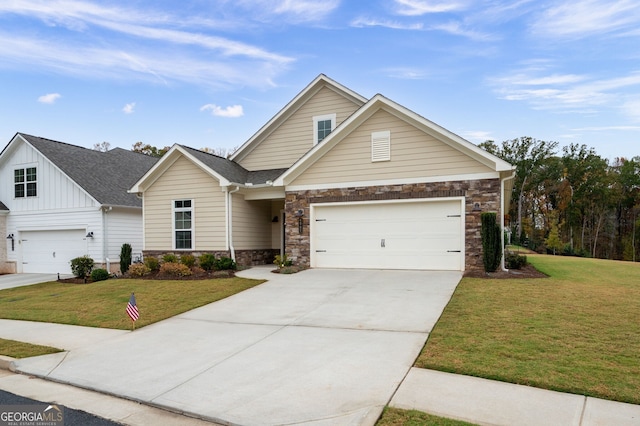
[291,109,494,186]
[238,86,361,171]
[231,196,272,250]
[144,156,226,251]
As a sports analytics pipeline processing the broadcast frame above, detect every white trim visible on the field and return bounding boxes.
[286,172,500,192]
[309,196,466,271]
[172,198,194,250]
[313,113,336,146]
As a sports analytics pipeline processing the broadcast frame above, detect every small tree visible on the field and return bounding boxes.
[70,256,94,281]
[481,212,501,272]
[120,243,132,274]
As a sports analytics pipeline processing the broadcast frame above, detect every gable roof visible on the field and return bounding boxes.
[229,74,367,163]
[274,94,514,186]
[10,133,159,207]
[0,201,7,211]
[129,144,287,192]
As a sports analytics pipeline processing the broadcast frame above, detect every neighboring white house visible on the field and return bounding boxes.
[0,133,158,275]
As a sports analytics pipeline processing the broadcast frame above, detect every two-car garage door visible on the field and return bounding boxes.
[311,199,464,271]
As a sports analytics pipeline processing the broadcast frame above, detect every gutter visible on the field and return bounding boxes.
[501,170,517,272]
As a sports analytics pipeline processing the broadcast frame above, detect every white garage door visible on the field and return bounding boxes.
[311,199,463,271]
[21,230,88,274]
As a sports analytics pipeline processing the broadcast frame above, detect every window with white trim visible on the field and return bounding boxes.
[313,113,336,145]
[173,199,193,249]
[371,130,391,162]
[14,166,37,198]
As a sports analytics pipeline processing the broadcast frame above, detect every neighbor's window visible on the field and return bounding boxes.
[173,199,193,250]
[14,167,37,198]
[313,113,336,145]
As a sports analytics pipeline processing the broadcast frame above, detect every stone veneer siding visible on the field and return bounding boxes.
[142,249,278,270]
[284,179,501,271]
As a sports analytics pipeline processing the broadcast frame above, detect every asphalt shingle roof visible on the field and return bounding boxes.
[20,134,159,207]
[0,201,7,211]
[178,145,287,185]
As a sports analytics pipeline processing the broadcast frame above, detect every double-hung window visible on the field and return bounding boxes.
[14,167,37,198]
[313,113,336,145]
[174,200,193,249]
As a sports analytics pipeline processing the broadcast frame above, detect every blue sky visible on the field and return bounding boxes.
[1,0,639,161]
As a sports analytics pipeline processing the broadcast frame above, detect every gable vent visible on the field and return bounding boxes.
[371,130,391,162]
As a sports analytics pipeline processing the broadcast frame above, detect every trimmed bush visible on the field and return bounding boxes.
[162,253,179,263]
[144,257,160,271]
[505,252,527,270]
[70,256,94,279]
[120,243,132,274]
[214,256,236,271]
[90,268,110,282]
[180,254,196,268]
[159,262,192,277]
[273,254,293,269]
[128,263,151,277]
[199,253,216,271]
[481,212,501,273]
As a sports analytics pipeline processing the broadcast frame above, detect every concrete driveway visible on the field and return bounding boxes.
[0,273,65,290]
[12,267,461,426]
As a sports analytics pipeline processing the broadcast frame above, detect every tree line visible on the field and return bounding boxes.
[479,137,640,262]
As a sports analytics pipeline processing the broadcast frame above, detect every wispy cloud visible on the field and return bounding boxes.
[463,130,493,142]
[200,104,244,118]
[38,93,61,104]
[383,67,429,79]
[0,0,294,88]
[530,0,640,38]
[350,17,423,30]
[122,102,135,114]
[430,21,497,41]
[393,0,468,15]
[234,0,340,23]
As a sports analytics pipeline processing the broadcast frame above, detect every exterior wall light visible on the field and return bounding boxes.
[86,231,94,238]
[6,234,15,251]
[472,203,482,212]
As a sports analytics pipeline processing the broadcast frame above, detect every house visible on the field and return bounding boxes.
[130,74,515,271]
[0,133,158,274]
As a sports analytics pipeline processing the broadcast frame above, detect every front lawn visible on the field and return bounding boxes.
[0,338,62,359]
[0,277,264,330]
[376,408,476,426]
[417,255,640,404]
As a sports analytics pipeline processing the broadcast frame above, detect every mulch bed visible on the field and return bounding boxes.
[58,269,235,284]
[463,263,547,279]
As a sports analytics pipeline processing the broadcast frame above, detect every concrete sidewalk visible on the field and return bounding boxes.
[2,267,462,425]
[391,368,640,426]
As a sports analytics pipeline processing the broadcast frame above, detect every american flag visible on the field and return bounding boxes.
[126,293,139,322]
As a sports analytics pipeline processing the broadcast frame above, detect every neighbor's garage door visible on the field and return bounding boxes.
[21,230,88,274]
[311,199,463,271]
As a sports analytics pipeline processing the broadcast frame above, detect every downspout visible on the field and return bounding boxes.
[102,206,112,272]
[501,170,516,272]
[227,186,240,261]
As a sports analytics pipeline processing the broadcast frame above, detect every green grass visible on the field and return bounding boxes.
[417,254,640,404]
[0,277,264,330]
[376,408,477,426]
[0,338,62,359]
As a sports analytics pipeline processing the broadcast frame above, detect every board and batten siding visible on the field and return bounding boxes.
[231,196,272,250]
[105,208,144,266]
[238,86,361,171]
[291,109,494,187]
[0,140,96,212]
[144,155,226,251]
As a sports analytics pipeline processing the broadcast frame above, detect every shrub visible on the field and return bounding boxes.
[120,243,132,274]
[144,257,160,271]
[70,255,94,279]
[273,254,293,269]
[181,254,196,268]
[214,256,237,271]
[90,268,110,282]
[128,263,151,277]
[162,253,179,264]
[481,212,501,273]
[505,252,527,270]
[159,262,192,277]
[199,253,216,271]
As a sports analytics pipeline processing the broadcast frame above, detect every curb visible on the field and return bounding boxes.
[0,355,16,372]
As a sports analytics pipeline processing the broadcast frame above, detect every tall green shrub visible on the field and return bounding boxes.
[70,255,94,279]
[481,212,501,272]
[120,243,132,274]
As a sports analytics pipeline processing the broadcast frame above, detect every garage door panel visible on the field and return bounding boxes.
[21,230,88,274]
[312,199,463,271]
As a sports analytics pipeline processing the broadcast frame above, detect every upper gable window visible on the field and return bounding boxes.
[173,199,193,250]
[313,113,336,145]
[14,167,37,198]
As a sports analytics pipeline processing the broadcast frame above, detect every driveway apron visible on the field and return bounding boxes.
[12,268,461,426]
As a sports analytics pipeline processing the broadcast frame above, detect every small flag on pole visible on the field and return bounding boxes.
[126,292,139,323]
